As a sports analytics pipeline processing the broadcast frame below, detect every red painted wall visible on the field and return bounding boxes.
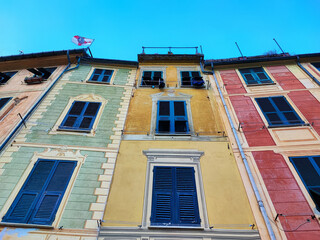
[253,151,320,239]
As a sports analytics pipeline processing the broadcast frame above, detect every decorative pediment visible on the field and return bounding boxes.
[74,94,106,102]
[34,147,87,163]
[150,91,192,101]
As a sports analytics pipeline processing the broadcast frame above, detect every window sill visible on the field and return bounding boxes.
[87,81,111,84]
[0,222,54,229]
[57,127,92,133]
[268,123,307,128]
[246,82,276,87]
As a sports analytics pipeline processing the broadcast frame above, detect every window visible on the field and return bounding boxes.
[27,67,57,80]
[151,166,200,227]
[2,159,76,225]
[0,97,12,111]
[311,62,320,71]
[59,101,101,132]
[156,101,189,134]
[0,71,17,84]
[141,71,164,87]
[290,156,320,211]
[239,67,273,85]
[256,96,304,127]
[180,71,204,87]
[88,68,113,83]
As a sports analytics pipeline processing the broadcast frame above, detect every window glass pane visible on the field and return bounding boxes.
[309,188,320,210]
[91,75,99,81]
[153,72,162,80]
[175,121,187,132]
[239,69,251,74]
[102,76,110,82]
[292,157,320,186]
[252,67,264,73]
[191,72,200,77]
[84,103,100,116]
[312,62,320,70]
[158,121,170,133]
[79,117,92,129]
[143,71,152,79]
[104,70,113,75]
[266,113,282,125]
[181,72,190,77]
[272,97,292,111]
[174,102,185,116]
[256,98,275,112]
[283,112,300,124]
[94,69,103,74]
[257,72,268,80]
[0,97,11,110]
[313,157,320,169]
[159,102,170,115]
[63,116,77,127]
[244,74,256,84]
[69,102,85,115]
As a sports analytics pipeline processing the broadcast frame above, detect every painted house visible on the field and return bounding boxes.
[99,50,261,239]
[0,49,87,152]
[205,53,320,240]
[0,55,138,239]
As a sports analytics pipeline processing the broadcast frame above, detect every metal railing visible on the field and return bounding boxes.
[141,46,200,55]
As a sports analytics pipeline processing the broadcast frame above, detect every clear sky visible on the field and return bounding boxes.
[1,0,319,61]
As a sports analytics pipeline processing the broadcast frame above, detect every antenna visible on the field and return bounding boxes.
[235,42,244,58]
[273,38,285,54]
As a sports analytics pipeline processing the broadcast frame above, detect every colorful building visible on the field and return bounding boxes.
[99,51,261,239]
[204,53,320,239]
[0,53,137,239]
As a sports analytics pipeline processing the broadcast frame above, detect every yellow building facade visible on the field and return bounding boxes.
[100,53,261,239]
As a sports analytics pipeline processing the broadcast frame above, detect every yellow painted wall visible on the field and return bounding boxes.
[103,140,256,229]
[125,88,224,135]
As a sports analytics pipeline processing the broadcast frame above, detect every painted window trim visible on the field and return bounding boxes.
[85,67,117,85]
[255,95,305,127]
[0,148,85,228]
[142,149,208,229]
[150,92,194,136]
[290,156,320,213]
[239,67,274,86]
[50,94,107,137]
[138,67,167,88]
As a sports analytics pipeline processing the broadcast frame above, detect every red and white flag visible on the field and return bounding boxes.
[72,35,94,46]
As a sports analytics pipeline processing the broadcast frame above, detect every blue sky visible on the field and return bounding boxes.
[1,0,319,60]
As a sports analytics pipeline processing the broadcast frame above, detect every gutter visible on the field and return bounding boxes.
[296,56,320,86]
[0,50,74,153]
[208,62,277,240]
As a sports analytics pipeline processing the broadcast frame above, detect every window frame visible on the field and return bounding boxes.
[177,67,206,88]
[180,71,205,88]
[239,67,274,86]
[150,92,194,136]
[0,71,18,85]
[50,94,107,137]
[290,156,320,212]
[139,67,166,88]
[140,71,164,87]
[255,96,305,127]
[142,149,208,229]
[87,68,115,84]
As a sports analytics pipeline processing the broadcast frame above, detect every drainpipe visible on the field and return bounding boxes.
[209,62,277,240]
[296,56,320,86]
[0,50,74,153]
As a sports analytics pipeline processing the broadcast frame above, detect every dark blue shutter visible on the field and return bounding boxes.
[29,161,76,225]
[256,96,304,126]
[290,156,320,211]
[0,97,12,111]
[173,101,189,133]
[156,101,171,133]
[2,160,55,223]
[181,71,191,86]
[60,101,101,131]
[3,160,76,225]
[151,167,173,224]
[176,167,200,225]
[151,167,200,226]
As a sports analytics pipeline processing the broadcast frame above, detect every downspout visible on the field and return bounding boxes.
[296,56,320,86]
[0,50,74,153]
[208,61,277,240]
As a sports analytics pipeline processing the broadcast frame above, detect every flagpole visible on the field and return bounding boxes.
[87,39,95,58]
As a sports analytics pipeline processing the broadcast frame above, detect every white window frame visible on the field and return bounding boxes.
[142,149,208,229]
[138,67,167,88]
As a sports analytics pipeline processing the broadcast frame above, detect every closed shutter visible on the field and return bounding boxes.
[157,101,171,133]
[290,156,320,211]
[3,160,76,225]
[60,101,101,131]
[151,167,200,226]
[173,101,189,133]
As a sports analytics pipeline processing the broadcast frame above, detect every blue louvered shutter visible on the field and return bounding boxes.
[60,101,101,131]
[156,101,171,133]
[176,167,200,226]
[151,167,173,225]
[2,160,55,223]
[173,101,189,133]
[29,161,76,225]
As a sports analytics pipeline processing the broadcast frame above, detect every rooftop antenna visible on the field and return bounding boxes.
[273,38,285,54]
[200,45,203,55]
[235,42,244,58]
[19,50,24,55]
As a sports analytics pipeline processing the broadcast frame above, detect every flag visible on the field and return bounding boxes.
[72,35,94,46]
